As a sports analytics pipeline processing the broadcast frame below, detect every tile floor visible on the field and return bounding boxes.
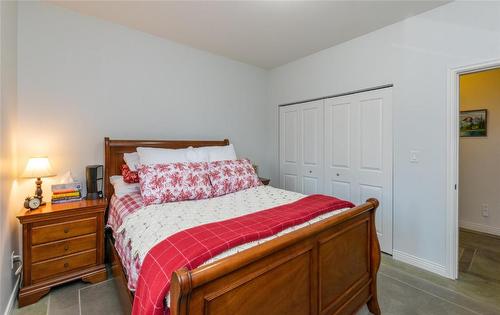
[11,279,125,315]
[11,229,500,315]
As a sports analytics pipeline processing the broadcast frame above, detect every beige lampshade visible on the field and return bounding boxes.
[21,157,56,179]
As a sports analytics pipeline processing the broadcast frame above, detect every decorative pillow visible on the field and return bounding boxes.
[109,176,141,197]
[121,164,139,183]
[137,162,213,206]
[123,152,140,171]
[208,159,262,197]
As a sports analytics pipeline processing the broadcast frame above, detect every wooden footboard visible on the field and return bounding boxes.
[170,198,381,315]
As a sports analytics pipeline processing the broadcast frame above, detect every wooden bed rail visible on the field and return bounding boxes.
[170,198,381,315]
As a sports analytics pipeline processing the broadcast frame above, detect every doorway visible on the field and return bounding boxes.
[458,68,500,283]
[448,60,500,282]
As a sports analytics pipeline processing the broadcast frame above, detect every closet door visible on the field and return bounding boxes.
[324,94,354,202]
[299,100,324,195]
[356,88,392,254]
[325,88,393,254]
[280,100,324,194]
[280,104,301,192]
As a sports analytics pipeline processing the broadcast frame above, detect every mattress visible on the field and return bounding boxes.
[107,186,351,305]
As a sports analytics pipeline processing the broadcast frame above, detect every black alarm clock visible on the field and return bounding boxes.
[24,196,41,210]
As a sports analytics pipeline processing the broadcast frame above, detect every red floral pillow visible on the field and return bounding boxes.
[137,162,213,206]
[208,159,262,197]
[121,164,139,183]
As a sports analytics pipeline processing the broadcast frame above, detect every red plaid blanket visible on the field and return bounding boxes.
[107,192,143,233]
[132,194,354,315]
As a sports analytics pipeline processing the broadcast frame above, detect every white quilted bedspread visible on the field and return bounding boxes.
[116,186,350,305]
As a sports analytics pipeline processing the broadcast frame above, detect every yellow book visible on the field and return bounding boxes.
[51,191,81,199]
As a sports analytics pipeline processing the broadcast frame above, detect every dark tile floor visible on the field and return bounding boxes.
[12,279,125,315]
[11,230,500,315]
[460,229,500,282]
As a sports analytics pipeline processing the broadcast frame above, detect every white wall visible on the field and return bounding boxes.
[459,69,500,236]
[270,1,500,276]
[16,1,272,198]
[0,0,19,313]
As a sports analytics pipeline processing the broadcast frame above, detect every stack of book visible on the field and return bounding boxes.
[51,182,83,204]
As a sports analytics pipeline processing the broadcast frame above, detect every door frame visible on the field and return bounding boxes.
[446,58,500,279]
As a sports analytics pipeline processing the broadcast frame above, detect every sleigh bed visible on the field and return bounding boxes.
[104,137,381,315]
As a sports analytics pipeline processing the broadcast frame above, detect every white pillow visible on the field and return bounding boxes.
[135,144,236,166]
[186,147,209,163]
[206,144,237,162]
[137,147,191,165]
[110,176,140,197]
[123,152,140,171]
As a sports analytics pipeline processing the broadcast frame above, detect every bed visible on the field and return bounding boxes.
[104,137,381,315]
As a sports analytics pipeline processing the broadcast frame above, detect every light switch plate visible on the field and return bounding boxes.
[481,204,489,217]
[410,150,420,163]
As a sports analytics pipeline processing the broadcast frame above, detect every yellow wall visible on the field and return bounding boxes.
[459,67,500,234]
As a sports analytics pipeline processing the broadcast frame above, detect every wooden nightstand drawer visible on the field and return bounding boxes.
[32,234,97,263]
[17,199,107,306]
[31,249,96,283]
[32,217,96,245]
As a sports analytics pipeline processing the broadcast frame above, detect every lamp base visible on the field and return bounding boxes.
[35,177,44,205]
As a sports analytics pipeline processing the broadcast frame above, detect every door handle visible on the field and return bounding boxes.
[336,173,340,176]
[309,170,312,174]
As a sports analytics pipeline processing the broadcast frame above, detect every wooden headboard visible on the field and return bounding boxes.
[104,137,230,202]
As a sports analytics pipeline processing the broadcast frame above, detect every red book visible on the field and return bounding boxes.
[52,188,79,195]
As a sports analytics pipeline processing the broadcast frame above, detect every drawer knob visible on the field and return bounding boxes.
[64,262,69,268]
[64,244,69,251]
[64,228,69,233]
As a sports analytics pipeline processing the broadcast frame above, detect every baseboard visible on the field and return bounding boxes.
[393,250,449,278]
[460,220,500,237]
[3,275,20,315]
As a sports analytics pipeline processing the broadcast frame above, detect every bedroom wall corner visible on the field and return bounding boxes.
[0,0,21,314]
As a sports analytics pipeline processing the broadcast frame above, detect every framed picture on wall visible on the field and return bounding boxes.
[460,109,487,137]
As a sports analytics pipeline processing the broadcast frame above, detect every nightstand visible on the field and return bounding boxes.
[259,177,270,186]
[17,199,108,307]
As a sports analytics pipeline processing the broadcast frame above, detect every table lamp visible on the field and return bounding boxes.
[22,157,56,205]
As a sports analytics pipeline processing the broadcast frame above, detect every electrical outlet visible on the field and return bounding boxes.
[481,204,489,217]
[11,251,20,270]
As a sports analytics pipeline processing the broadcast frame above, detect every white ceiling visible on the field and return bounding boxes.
[50,1,448,69]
